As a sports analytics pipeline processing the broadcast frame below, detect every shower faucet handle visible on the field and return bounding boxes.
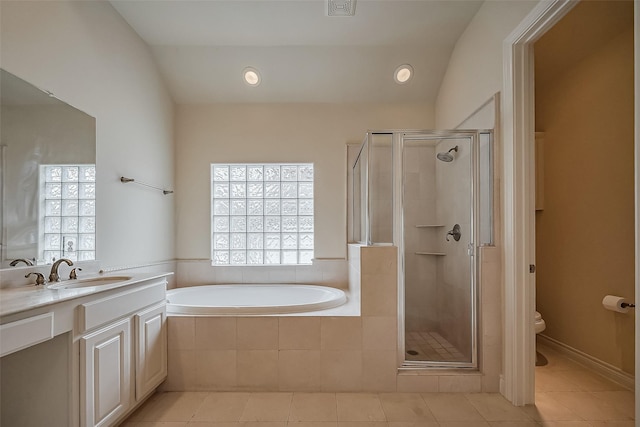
[446,224,461,242]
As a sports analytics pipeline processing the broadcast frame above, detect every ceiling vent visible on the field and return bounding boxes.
[327,0,356,17]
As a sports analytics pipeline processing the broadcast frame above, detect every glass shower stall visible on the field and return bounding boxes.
[351,130,493,368]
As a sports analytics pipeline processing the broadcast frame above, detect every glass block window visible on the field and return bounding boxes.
[40,165,96,263]
[211,163,314,265]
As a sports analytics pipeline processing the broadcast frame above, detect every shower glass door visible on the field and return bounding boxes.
[400,132,477,367]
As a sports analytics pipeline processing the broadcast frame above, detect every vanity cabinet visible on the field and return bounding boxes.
[0,312,54,357]
[135,302,167,400]
[0,273,170,427]
[77,279,168,427]
[81,318,132,427]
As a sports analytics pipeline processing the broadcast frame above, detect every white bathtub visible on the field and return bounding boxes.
[166,284,348,315]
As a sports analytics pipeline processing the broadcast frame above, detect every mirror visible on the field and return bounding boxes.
[1,69,96,267]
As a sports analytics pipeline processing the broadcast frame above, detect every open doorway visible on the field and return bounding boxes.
[532,0,635,415]
[501,0,638,416]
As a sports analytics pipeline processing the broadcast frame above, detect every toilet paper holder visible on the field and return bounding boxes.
[603,295,635,313]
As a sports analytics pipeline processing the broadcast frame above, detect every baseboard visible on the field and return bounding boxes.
[537,334,634,391]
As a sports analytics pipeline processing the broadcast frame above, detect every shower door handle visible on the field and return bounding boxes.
[468,243,474,256]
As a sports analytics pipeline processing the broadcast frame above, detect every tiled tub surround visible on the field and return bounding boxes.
[163,245,395,392]
[164,245,502,393]
[175,258,349,289]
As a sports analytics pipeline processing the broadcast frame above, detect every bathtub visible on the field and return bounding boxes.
[166,284,348,315]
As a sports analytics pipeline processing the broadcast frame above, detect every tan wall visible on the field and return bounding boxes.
[534,1,635,374]
[175,103,434,261]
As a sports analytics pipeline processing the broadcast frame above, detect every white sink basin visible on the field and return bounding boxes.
[46,276,132,290]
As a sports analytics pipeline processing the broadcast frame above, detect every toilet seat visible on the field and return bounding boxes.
[535,311,546,334]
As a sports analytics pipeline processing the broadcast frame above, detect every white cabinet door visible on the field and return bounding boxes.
[135,303,167,401]
[80,318,131,427]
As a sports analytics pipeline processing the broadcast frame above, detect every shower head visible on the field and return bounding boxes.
[436,146,458,162]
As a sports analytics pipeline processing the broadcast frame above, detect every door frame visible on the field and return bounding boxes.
[501,0,579,406]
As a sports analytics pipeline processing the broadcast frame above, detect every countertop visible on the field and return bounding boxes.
[0,272,172,318]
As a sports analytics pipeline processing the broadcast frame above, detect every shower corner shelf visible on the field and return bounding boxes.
[415,224,445,228]
[415,252,446,256]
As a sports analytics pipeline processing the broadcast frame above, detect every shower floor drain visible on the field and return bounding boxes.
[406,331,466,362]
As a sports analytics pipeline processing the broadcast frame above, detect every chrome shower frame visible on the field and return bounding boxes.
[351,134,371,245]
[352,129,493,370]
[397,130,480,370]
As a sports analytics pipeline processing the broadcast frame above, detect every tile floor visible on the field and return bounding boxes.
[121,344,635,427]
[405,331,466,362]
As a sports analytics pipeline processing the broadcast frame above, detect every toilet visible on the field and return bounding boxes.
[535,311,546,334]
[535,311,548,366]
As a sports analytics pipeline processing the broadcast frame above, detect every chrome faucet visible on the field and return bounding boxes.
[10,258,34,266]
[49,258,73,282]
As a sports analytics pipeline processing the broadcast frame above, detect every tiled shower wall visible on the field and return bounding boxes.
[435,138,473,357]
[402,144,438,332]
[369,137,394,243]
[164,245,502,393]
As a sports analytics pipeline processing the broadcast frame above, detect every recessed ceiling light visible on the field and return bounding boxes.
[394,64,413,84]
[243,67,261,86]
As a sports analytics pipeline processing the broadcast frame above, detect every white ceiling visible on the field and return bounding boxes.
[110,1,483,104]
